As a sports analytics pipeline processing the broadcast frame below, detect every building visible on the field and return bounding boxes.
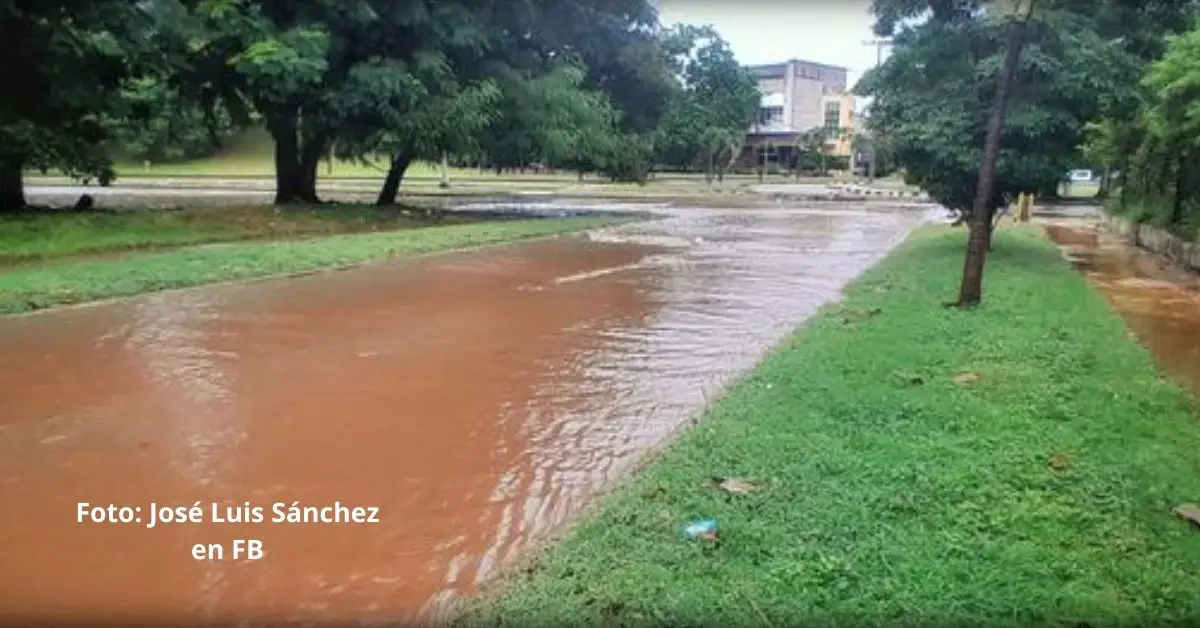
[740,58,857,171]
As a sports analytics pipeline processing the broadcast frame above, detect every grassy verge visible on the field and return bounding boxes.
[0,204,505,265]
[455,226,1200,627]
[0,215,624,314]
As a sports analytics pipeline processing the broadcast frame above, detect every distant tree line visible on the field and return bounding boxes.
[0,0,764,209]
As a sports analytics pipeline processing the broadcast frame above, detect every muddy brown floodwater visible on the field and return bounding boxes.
[1045,221,1200,396]
[0,206,930,626]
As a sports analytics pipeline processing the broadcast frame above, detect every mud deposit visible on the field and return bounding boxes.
[0,206,928,625]
[1045,222,1200,396]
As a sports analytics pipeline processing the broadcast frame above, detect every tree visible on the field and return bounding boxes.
[958,0,1037,307]
[486,2,676,183]
[859,0,1147,305]
[1111,23,1200,233]
[331,50,499,205]
[0,0,156,209]
[479,64,600,173]
[179,0,499,204]
[111,76,246,162]
[793,126,848,177]
[653,25,758,184]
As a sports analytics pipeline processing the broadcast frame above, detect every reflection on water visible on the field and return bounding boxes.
[0,205,927,625]
[125,291,241,487]
[1045,222,1200,397]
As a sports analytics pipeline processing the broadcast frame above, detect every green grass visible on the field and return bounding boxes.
[68,128,838,192]
[455,226,1200,627]
[0,211,244,263]
[0,204,509,264]
[0,215,624,313]
[105,128,580,180]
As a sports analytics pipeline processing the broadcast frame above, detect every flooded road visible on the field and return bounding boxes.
[1045,221,1200,396]
[0,206,928,625]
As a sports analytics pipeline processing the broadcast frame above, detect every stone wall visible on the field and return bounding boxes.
[1105,215,1200,272]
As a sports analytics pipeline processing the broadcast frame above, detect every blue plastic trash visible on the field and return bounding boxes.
[681,518,719,541]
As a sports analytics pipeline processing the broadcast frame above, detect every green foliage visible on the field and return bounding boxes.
[333,49,499,171]
[477,63,657,182]
[0,0,160,201]
[654,25,759,178]
[792,127,852,175]
[457,226,1200,626]
[111,77,244,162]
[858,2,1147,213]
[1108,23,1200,237]
[0,0,739,200]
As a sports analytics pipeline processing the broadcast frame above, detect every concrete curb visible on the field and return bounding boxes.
[1105,215,1200,272]
[828,183,931,200]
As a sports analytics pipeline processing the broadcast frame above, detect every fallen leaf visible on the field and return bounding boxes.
[1048,453,1072,472]
[952,371,980,385]
[713,477,758,495]
[1175,504,1200,528]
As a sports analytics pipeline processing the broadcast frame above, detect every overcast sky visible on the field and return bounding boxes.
[655,0,885,90]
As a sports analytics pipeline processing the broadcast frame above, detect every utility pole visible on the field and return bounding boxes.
[861,38,892,182]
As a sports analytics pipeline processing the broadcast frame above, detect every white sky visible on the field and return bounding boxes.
[655,0,885,90]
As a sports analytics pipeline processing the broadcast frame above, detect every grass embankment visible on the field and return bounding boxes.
[0,204,485,265]
[0,212,623,314]
[457,226,1200,626]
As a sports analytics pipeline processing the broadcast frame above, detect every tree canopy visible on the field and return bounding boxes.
[857,1,1141,215]
[0,0,776,208]
[654,25,759,183]
[0,0,162,208]
[860,0,1197,304]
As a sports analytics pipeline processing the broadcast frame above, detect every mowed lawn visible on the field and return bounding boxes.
[455,226,1200,627]
[0,212,625,314]
[0,204,505,264]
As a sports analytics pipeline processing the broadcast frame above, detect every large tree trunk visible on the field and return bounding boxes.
[269,110,327,205]
[375,152,414,206]
[269,113,304,205]
[0,156,25,211]
[297,135,326,204]
[956,1,1035,308]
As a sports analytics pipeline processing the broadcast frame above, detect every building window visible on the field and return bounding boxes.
[759,106,784,126]
[823,101,841,140]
